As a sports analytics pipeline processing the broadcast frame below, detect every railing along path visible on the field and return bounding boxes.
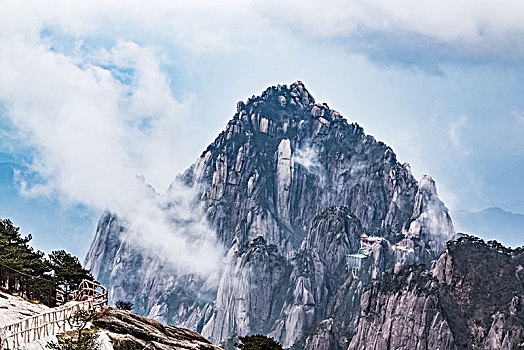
[0,280,107,350]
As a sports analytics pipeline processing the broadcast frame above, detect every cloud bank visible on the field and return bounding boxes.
[0,11,222,276]
[2,1,524,67]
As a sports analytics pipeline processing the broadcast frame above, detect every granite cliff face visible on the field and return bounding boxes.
[350,236,524,349]
[85,82,456,348]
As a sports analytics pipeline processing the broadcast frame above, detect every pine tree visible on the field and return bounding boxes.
[0,218,50,276]
[48,250,94,293]
[47,309,99,350]
[0,218,53,303]
[235,334,283,350]
[115,300,134,311]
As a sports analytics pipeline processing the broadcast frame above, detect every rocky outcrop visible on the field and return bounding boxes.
[201,237,289,342]
[85,82,456,348]
[267,207,363,348]
[303,319,344,350]
[0,291,49,327]
[92,307,222,350]
[84,212,217,331]
[349,237,524,350]
[349,265,455,350]
[405,175,455,255]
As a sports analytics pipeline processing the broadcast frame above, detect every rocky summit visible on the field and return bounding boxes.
[85,82,457,349]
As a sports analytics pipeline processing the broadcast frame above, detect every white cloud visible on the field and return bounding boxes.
[448,115,472,156]
[294,146,318,170]
[513,110,524,124]
[255,0,524,63]
[0,15,222,276]
[434,181,459,211]
[1,1,524,63]
[257,0,524,41]
[0,1,267,55]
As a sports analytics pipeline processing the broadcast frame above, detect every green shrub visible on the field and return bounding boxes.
[47,309,99,350]
[235,334,283,350]
[115,300,134,311]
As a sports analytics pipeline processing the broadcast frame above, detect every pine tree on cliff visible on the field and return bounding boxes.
[235,335,283,350]
[48,250,94,293]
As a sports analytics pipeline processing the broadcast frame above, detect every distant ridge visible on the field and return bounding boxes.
[453,207,524,247]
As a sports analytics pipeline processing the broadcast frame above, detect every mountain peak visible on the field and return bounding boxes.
[87,82,457,349]
[289,80,313,100]
[418,175,437,195]
[236,81,316,115]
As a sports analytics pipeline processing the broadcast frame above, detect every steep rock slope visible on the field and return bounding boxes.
[350,236,524,350]
[85,82,455,348]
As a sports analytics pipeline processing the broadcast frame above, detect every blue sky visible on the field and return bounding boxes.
[0,0,523,258]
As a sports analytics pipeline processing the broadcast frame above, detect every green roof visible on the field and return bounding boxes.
[348,253,367,259]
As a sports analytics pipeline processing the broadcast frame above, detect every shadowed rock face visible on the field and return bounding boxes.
[92,307,222,350]
[85,82,455,348]
[349,238,524,350]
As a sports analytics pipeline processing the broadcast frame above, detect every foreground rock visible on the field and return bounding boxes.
[92,307,222,350]
[349,236,524,350]
[0,291,49,327]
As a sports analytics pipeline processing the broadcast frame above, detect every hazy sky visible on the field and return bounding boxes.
[0,0,523,257]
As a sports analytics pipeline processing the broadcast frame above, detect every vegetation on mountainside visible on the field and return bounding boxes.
[447,233,524,254]
[0,218,94,305]
[366,235,524,349]
[47,309,100,350]
[115,300,134,311]
[235,334,283,350]
[48,250,93,292]
[441,234,524,348]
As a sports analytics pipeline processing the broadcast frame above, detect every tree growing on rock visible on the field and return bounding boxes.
[47,309,99,350]
[0,218,54,304]
[0,218,50,276]
[115,300,134,311]
[235,334,283,350]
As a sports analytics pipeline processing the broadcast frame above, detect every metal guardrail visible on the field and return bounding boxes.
[0,280,107,350]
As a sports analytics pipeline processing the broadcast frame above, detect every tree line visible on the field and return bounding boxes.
[447,233,524,255]
[0,218,94,306]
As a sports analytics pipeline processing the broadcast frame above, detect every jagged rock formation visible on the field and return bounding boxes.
[350,237,524,350]
[405,175,454,254]
[85,82,456,348]
[92,307,222,350]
